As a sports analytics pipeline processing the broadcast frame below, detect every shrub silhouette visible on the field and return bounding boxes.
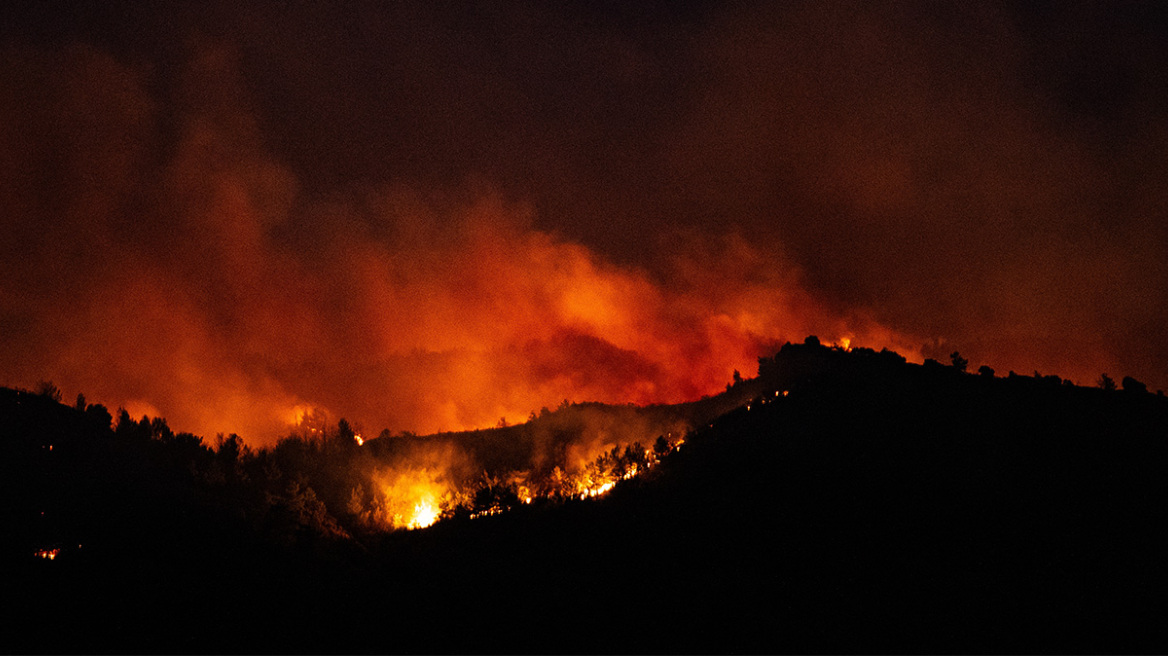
[36,380,62,403]
[1122,376,1148,394]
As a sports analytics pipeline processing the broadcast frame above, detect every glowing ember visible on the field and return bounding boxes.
[470,506,505,520]
[34,548,59,561]
[354,433,364,446]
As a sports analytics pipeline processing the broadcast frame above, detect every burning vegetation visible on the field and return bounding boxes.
[8,336,1168,654]
[34,548,59,560]
[302,404,694,535]
[2,336,899,571]
[17,335,1160,551]
[4,357,751,563]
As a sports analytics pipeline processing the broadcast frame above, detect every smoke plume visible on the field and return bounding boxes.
[2,2,1166,443]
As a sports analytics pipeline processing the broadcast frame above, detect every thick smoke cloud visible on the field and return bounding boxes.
[0,38,897,442]
[1,2,1166,442]
[665,3,1168,387]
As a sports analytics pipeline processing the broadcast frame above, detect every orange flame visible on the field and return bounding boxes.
[369,467,455,531]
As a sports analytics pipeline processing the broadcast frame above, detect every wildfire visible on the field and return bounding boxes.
[34,548,59,561]
[469,506,505,520]
[353,432,688,531]
[284,404,330,438]
[408,499,440,529]
[579,480,616,499]
[368,467,458,531]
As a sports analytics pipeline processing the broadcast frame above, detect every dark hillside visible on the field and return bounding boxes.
[332,345,1168,652]
[5,343,1168,652]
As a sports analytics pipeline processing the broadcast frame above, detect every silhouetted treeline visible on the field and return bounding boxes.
[6,340,1168,652]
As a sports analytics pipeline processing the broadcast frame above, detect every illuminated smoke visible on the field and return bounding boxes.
[6,3,1164,445]
[0,42,919,444]
[364,442,474,530]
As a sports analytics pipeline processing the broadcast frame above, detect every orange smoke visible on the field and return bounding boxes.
[369,468,452,530]
[0,42,924,445]
[357,441,476,530]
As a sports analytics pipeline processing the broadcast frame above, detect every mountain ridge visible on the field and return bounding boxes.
[6,340,1168,652]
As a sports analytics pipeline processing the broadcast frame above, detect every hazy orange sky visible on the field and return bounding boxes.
[2,2,1166,443]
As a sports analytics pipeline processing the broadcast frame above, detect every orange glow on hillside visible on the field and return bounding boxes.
[367,467,457,531]
[340,429,689,532]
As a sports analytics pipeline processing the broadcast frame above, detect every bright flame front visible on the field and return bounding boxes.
[409,498,440,529]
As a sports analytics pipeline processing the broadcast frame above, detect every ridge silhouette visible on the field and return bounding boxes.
[5,338,1167,652]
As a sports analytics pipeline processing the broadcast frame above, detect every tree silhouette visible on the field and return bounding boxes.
[654,435,670,457]
[217,433,249,463]
[114,409,151,440]
[84,403,112,431]
[950,351,968,373]
[36,380,62,403]
[1098,374,1117,391]
[335,418,360,448]
[145,416,172,442]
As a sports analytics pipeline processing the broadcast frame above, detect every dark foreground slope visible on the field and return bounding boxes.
[7,345,1168,653]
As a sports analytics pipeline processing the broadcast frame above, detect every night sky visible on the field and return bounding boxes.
[2,1,1166,443]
